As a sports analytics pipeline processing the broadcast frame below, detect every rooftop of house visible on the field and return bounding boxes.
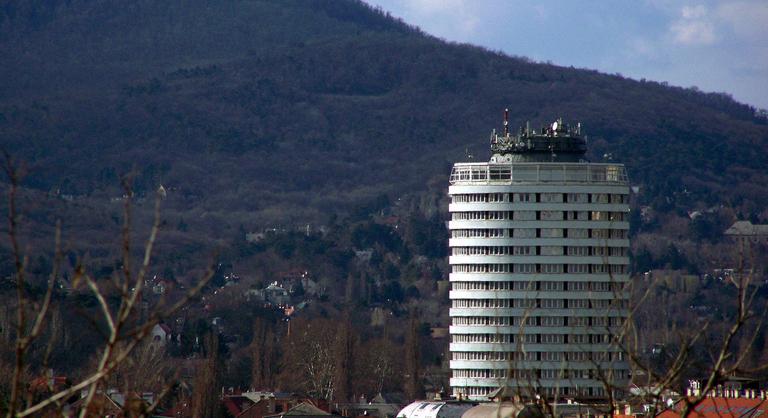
[725,221,768,237]
[264,401,332,418]
[657,396,768,418]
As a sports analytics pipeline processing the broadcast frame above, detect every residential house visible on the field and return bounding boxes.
[151,323,172,346]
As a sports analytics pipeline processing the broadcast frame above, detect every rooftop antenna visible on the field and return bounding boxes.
[503,108,509,136]
[465,147,474,161]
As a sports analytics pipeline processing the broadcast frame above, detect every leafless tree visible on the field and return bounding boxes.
[601,238,767,417]
[404,312,422,401]
[2,157,214,418]
[250,317,278,390]
[278,317,338,400]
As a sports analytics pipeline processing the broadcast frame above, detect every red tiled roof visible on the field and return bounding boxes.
[658,397,768,418]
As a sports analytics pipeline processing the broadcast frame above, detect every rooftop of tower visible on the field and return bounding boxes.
[490,111,587,163]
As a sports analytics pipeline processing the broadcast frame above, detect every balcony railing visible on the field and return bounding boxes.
[449,162,628,185]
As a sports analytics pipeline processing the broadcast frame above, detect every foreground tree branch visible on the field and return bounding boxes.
[3,163,215,418]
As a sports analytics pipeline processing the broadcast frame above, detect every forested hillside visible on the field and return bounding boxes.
[2,0,766,224]
[1,0,768,406]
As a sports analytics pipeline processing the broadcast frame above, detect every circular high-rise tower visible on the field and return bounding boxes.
[448,117,630,401]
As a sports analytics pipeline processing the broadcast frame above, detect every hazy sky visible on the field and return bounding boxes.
[364,0,768,110]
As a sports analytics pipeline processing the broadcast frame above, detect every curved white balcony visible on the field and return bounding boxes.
[448,162,629,186]
[448,255,629,265]
[448,290,630,300]
[449,325,626,335]
[449,377,618,389]
[447,220,630,230]
[449,308,628,317]
[448,238,630,247]
[449,343,625,352]
[448,202,629,212]
[448,272,631,282]
[449,360,629,370]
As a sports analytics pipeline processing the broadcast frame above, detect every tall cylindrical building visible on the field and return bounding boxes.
[448,118,630,401]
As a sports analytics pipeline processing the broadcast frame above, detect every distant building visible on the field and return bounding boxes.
[264,401,337,418]
[246,282,292,306]
[231,392,333,418]
[724,221,768,242]
[448,116,630,400]
[335,393,402,418]
[657,396,768,418]
[151,323,172,346]
[460,386,543,418]
[396,401,475,418]
[264,282,290,305]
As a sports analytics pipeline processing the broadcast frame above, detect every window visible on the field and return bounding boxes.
[540,210,563,220]
[513,281,536,291]
[515,193,535,202]
[514,246,534,255]
[540,228,563,238]
[541,369,560,378]
[569,229,589,238]
[540,299,564,309]
[568,351,589,361]
[611,229,628,239]
[567,246,589,256]
[541,352,563,361]
[541,264,563,274]
[592,282,613,292]
[568,299,589,309]
[593,229,611,239]
[451,264,513,273]
[515,264,536,274]
[542,334,564,344]
[513,229,536,238]
[488,193,505,202]
[450,229,506,238]
[610,247,627,257]
[514,211,536,221]
[514,298,536,308]
[541,315,564,326]
[568,282,588,291]
[540,246,563,256]
[566,211,588,220]
[568,316,589,327]
[540,193,563,203]
[568,264,589,273]
[541,281,563,291]
[567,193,588,203]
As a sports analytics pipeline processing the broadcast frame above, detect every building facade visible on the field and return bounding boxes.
[448,117,630,400]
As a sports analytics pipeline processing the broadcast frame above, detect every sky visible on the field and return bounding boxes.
[363,0,768,110]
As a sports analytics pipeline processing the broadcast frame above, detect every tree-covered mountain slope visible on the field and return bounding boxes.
[1,0,766,231]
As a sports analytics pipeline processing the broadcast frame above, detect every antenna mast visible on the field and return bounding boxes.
[503,108,509,136]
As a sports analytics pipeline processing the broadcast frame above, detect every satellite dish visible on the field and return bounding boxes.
[552,121,558,131]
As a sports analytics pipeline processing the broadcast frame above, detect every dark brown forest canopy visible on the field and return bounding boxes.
[0,0,766,252]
